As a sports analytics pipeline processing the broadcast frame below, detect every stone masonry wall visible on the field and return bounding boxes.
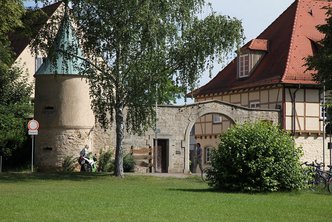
[36,128,93,171]
[91,100,281,173]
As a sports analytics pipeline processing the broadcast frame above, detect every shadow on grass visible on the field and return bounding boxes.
[170,187,331,196]
[0,172,112,183]
[168,188,218,193]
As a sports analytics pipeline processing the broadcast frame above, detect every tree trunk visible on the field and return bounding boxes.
[114,103,124,177]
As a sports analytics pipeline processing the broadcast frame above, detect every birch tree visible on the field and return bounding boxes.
[35,0,243,177]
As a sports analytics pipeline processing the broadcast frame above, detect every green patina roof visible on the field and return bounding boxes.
[36,9,84,75]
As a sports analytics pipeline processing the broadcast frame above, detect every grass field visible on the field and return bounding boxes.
[0,173,331,222]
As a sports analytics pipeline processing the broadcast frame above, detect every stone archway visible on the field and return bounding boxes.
[94,99,281,174]
[154,100,281,173]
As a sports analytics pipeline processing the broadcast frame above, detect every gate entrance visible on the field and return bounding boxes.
[154,139,169,173]
[154,100,280,173]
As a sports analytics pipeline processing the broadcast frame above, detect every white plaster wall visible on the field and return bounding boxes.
[13,47,36,97]
[295,135,332,165]
[35,75,94,128]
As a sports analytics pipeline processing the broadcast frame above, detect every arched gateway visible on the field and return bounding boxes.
[117,100,280,174]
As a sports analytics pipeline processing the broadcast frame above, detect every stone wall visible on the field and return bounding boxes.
[35,128,93,171]
[92,100,281,173]
[35,98,332,172]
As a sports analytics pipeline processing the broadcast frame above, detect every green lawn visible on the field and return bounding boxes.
[0,173,331,222]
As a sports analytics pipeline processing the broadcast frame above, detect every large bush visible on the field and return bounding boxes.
[0,103,32,170]
[206,121,306,192]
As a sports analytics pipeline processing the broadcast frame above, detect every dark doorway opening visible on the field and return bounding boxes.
[154,139,169,173]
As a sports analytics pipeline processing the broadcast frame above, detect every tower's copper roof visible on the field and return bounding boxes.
[36,6,84,75]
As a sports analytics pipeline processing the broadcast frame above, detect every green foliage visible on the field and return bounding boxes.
[0,0,24,40]
[0,1,24,73]
[123,154,135,172]
[97,149,114,172]
[0,107,27,157]
[0,67,32,161]
[0,65,32,161]
[0,66,32,106]
[4,137,31,170]
[207,121,306,192]
[62,156,77,172]
[0,1,33,162]
[34,0,243,176]
[68,0,243,133]
[306,6,332,89]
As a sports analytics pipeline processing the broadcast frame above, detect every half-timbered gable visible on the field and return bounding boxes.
[191,0,332,164]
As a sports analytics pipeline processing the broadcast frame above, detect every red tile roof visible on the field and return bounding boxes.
[248,39,269,51]
[193,0,331,97]
[8,2,62,59]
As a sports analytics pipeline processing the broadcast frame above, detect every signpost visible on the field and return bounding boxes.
[28,119,39,172]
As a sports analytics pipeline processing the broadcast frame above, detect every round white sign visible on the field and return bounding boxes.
[28,120,39,130]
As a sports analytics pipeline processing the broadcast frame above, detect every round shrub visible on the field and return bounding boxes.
[206,121,306,192]
[123,154,135,172]
[97,149,114,172]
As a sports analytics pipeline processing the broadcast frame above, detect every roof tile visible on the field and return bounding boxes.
[194,0,331,97]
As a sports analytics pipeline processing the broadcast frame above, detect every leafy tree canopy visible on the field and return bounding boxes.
[0,0,32,159]
[306,5,332,89]
[33,0,244,176]
[306,5,332,126]
[0,0,24,71]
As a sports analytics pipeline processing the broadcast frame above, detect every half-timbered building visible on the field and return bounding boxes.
[191,0,332,167]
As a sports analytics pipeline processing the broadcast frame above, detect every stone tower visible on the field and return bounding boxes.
[34,7,94,171]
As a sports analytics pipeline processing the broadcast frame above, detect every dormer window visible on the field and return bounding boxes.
[238,54,250,78]
[237,39,268,79]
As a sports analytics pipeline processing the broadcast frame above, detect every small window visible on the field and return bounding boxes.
[205,147,212,163]
[44,106,54,110]
[43,147,53,151]
[44,106,55,114]
[250,101,260,108]
[238,54,250,78]
[212,114,222,124]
